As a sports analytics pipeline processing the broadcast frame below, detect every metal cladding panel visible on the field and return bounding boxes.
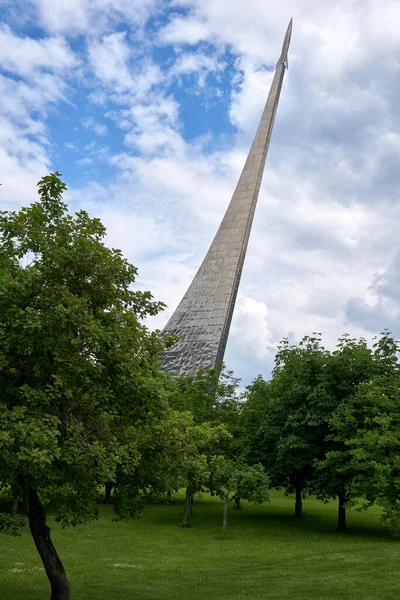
[160,22,292,377]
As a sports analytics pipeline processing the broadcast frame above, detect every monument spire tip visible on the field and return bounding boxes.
[278,18,293,67]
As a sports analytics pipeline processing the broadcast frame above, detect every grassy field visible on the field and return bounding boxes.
[0,491,399,600]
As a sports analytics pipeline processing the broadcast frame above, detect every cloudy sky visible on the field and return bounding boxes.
[1,0,400,383]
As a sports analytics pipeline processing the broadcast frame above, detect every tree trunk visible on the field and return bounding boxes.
[26,484,70,600]
[222,493,229,537]
[103,482,113,504]
[234,495,241,510]
[189,489,194,516]
[10,498,19,515]
[295,484,303,519]
[337,489,347,531]
[181,485,192,527]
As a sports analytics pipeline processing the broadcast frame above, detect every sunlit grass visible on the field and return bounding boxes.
[1,490,399,599]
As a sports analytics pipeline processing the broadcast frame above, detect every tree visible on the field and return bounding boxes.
[312,334,391,530]
[326,338,400,534]
[165,366,240,521]
[177,421,231,527]
[210,457,269,537]
[244,335,330,518]
[0,173,170,600]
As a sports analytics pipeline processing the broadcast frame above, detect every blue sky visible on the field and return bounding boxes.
[2,0,400,384]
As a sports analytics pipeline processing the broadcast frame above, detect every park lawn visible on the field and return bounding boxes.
[0,490,399,600]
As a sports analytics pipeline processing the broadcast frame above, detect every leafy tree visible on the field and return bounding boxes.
[244,335,330,518]
[326,345,400,533]
[177,421,231,527]
[311,334,395,530]
[210,457,269,537]
[0,173,170,600]
[165,366,241,519]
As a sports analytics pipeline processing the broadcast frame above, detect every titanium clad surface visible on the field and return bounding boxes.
[160,22,291,377]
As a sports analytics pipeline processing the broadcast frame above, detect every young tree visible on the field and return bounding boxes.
[177,422,231,527]
[165,366,241,519]
[0,173,170,600]
[210,457,269,537]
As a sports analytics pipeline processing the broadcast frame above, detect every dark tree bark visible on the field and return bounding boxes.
[103,482,113,504]
[10,481,19,514]
[190,491,194,516]
[337,489,348,531]
[295,484,303,519]
[181,485,192,527]
[182,483,197,525]
[24,482,70,600]
[222,493,229,537]
[234,495,241,510]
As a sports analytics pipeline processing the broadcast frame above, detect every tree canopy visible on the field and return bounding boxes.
[0,173,175,599]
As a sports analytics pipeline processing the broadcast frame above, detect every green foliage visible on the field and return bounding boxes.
[244,334,331,496]
[124,408,232,508]
[330,373,400,534]
[210,457,270,504]
[166,366,241,424]
[0,512,26,536]
[165,366,243,463]
[312,332,400,505]
[0,172,169,532]
[242,331,400,530]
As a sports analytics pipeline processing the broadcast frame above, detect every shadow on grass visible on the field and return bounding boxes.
[1,493,392,544]
[139,497,393,543]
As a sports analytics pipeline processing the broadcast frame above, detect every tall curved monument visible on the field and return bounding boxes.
[161,20,292,377]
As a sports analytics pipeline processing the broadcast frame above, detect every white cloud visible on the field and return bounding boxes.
[88,32,134,91]
[169,51,226,87]
[158,17,212,46]
[0,24,77,77]
[29,0,161,35]
[3,0,400,384]
[231,297,274,359]
[87,31,164,104]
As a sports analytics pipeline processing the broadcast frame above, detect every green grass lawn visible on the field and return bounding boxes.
[0,491,399,600]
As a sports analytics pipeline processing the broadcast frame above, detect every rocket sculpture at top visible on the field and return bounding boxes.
[160,20,293,377]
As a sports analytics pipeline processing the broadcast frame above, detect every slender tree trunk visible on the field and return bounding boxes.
[222,493,229,537]
[337,489,347,531]
[103,482,113,504]
[295,484,303,519]
[10,481,19,514]
[189,490,194,516]
[25,483,70,600]
[234,495,241,510]
[181,485,192,527]
[10,498,19,515]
